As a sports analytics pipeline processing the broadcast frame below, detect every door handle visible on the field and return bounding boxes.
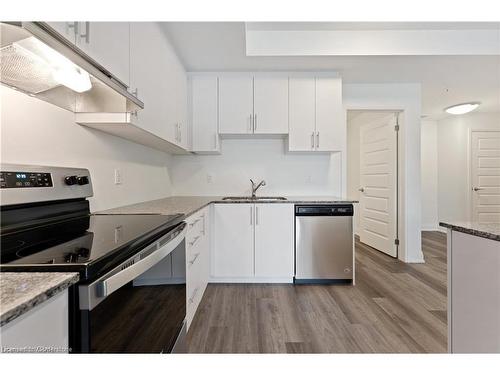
[473,187,484,191]
[316,132,319,148]
[358,187,365,193]
[254,113,257,132]
[311,132,315,149]
[80,21,90,43]
[249,114,253,132]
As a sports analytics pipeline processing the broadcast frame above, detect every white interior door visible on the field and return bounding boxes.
[471,131,500,223]
[359,113,398,257]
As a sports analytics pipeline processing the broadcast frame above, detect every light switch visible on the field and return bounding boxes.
[114,169,123,185]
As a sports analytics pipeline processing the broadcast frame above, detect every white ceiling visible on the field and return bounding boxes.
[161,22,500,120]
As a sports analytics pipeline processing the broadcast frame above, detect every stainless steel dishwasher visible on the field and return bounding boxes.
[294,205,354,284]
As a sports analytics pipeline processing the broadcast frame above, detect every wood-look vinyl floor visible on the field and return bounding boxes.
[186,231,447,353]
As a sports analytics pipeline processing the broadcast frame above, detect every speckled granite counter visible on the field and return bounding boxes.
[439,222,500,242]
[97,196,357,217]
[1,273,79,327]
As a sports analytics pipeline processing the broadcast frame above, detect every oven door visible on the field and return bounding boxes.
[77,223,187,353]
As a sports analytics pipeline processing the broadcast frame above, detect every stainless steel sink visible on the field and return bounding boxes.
[222,196,287,201]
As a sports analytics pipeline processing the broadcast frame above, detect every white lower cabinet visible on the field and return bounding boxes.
[185,206,210,330]
[212,203,255,277]
[254,204,294,278]
[212,203,294,282]
[0,291,69,353]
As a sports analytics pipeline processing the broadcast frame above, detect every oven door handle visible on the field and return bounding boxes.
[97,225,186,298]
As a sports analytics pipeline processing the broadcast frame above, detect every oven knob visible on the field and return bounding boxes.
[64,175,78,186]
[77,176,89,185]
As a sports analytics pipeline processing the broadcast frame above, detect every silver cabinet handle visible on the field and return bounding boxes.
[256,206,259,225]
[80,21,90,43]
[250,206,253,225]
[311,132,315,149]
[188,252,200,266]
[249,114,253,132]
[316,132,319,148]
[189,235,200,247]
[254,113,257,132]
[188,287,199,304]
[473,187,484,191]
[214,133,218,150]
[188,218,201,227]
[359,187,365,193]
[67,22,78,37]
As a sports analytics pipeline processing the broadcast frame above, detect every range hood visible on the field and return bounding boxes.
[0,22,143,113]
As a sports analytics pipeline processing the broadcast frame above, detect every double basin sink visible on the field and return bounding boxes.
[222,196,287,201]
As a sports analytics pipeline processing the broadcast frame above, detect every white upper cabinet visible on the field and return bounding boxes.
[129,23,188,150]
[289,76,343,152]
[218,76,254,134]
[190,76,220,153]
[46,22,77,44]
[315,77,344,152]
[76,22,130,86]
[253,77,288,134]
[129,23,169,139]
[254,204,294,278]
[289,77,316,151]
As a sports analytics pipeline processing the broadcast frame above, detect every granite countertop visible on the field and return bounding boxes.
[98,196,358,217]
[439,221,500,242]
[1,273,79,327]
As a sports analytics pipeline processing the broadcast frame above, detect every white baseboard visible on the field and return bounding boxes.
[422,227,447,233]
[208,277,293,284]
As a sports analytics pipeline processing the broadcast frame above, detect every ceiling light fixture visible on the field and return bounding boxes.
[444,102,480,115]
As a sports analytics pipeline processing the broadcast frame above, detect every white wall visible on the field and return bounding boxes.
[343,83,423,263]
[420,120,439,230]
[436,111,500,223]
[0,86,173,212]
[170,138,342,196]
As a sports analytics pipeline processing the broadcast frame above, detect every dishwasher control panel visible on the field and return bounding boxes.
[295,204,354,216]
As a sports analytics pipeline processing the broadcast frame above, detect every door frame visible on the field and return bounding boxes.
[467,127,500,222]
[346,108,403,261]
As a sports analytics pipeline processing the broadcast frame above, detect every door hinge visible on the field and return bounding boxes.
[394,238,400,246]
[394,124,400,132]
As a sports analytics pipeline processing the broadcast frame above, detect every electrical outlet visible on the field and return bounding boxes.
[114,169,123,185]
[207,174,213,184]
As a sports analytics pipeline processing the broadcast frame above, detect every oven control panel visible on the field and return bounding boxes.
[0,171,53,189]
[0,164,93,206]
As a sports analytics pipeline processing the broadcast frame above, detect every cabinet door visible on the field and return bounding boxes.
[254,204,294,278]
[315,77,344,152]
[213,204,254,277]
[176,71,189,149]
[289,77,316,151]
[129,23,170,140]
[46,22,77,44]
[76,22,130,86]
[218,76,253,134]
[191,76,219,153]
[253,77,288,134]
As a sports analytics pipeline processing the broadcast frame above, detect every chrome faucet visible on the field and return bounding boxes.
[250,179,266,198]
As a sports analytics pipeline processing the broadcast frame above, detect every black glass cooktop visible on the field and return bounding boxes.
[0,213,183,280]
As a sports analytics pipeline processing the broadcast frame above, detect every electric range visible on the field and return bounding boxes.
[0,164,187,353]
